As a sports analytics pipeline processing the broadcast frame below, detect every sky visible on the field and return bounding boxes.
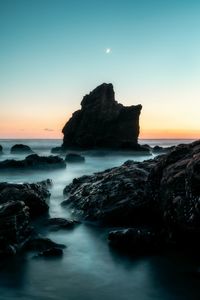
[0,0,200,139]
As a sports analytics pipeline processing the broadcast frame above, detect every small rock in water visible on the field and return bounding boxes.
[35,247,63,258]
[45,217,80,230]
[10,144,34,154]
[0,154,66,170]
[65,153,85,163]
[51,147,64,154]
[0,145,3,155]
[24,236,66,252]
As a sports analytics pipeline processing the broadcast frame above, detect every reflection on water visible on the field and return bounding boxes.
[0,139,199,300]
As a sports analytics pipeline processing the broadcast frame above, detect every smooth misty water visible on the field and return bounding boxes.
[0,139,199,300]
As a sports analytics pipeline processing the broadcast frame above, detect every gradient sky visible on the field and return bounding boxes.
[0,0,200,139]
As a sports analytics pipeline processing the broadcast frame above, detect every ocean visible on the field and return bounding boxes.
[0,138,199,300]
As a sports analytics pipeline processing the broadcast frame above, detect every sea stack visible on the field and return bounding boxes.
[62,83,142,149]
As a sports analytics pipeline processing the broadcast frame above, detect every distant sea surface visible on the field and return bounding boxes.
[0,138,199,300]
[0,138,196,152]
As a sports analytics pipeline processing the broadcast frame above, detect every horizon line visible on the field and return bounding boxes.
[0,137,198,141]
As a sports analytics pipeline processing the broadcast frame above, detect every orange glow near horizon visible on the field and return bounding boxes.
[0,116,199,140]
[0,94,199,140]
[0,131,198,140]
[139,129,200,140]
[0,112,69,139]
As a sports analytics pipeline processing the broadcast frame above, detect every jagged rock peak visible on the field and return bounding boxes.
[81,83,115,108]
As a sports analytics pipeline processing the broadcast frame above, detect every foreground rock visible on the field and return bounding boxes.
[0,180,67,259]
[0,154,66,170]
[108,228,164,253]
[148,140,200,242]
[63,140,200,249]
[10,144,34,154]
[0,179,52,218]
[62,83,142,149]
[0,201,31,257]
[65,153,85,163]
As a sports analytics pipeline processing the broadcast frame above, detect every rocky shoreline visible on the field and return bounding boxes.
[0,140,199,259]
[63,140,200,251]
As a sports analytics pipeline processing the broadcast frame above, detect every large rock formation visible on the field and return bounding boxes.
[62,83,142,149]
[63,140,200,249]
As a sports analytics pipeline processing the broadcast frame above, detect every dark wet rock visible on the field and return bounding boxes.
[128,144,151,154]
[153,145,164,152]
[108,228,164,252]
[63,140,200,248]
[24,237,66,252]
[145,140,200,244]
[0,181,65,259]
[0,180,51,218]
[62,83,142,150]
[142,144,151,150]
[51,147,64,154]
[188,268,200,279]
[0,154,66,170]
[36,247,63,258]
[0,145,3,155]
[0,201,31,257]
[149,141,200,239]
[152,145,174,154]
[65,153,85,163]
[45,217,80,230]
[10,144,34,154]
[63,159,160,225]
[24,154,66,169]
[36,179,53,189]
